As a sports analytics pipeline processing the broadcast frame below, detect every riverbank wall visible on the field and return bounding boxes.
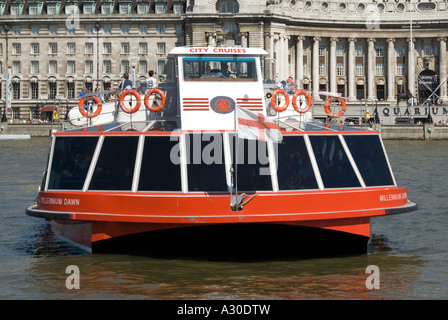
[1,122,448,140]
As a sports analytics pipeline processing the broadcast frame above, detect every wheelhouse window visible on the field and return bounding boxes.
[183,58,258,81]
[343,135,394,187]
[138,136,182,192]
[48,137,99,190]
[276,136,319,190]
[186,133,227,192]
[231,136,272,192]
[309,135,361,189]
[89,136,139,191]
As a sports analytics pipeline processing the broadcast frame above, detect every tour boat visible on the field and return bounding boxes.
[26,47,417,256]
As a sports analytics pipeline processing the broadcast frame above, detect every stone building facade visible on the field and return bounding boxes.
[1,0,447,123]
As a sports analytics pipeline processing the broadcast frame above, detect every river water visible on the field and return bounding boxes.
[1,137,447,301]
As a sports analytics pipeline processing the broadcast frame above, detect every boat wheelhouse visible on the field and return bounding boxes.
[26,47,417,256]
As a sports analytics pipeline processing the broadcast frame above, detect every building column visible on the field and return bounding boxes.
[312,37,321,101]
[438,37,448,101]
[283,35,290,80]
[367,38,376,100]
[387,38,396,102]
[407,38,415,96]
[206,32,216,47]
[296,36,304,84]
[348,37,356,101]
[330,37,338,94]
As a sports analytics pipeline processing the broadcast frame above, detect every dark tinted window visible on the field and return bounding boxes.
[309,135,361,188]
[48,137,98,190]
[89,136,139,190]
[186,133,227,192]
[276,136,318,190]
[138,136,182,191]
[231,136,272,191]
[344,135,394,186]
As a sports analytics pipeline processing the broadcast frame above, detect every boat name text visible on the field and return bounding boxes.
[41,197,80,206]
[379,192,407,202]
[189,47,247,54]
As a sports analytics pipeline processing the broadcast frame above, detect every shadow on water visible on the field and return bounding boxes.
[92,224,372,262]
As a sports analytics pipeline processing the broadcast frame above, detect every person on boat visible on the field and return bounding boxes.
[94,87,103,102]
[221,63,230,77]
[201,65,212,78]
[78,88,89,110]
[119,73,133,90]
[146,70,158,91]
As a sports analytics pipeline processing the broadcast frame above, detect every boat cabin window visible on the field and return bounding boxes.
[231,136,272,191]
[309,135,361,189]
[186,133,228,192]
[138,136,182,191]
[276,136,319,190]
[48,137,98,190]
[344,135,394,186]
[89,136,139,191]
[183,58,258,81]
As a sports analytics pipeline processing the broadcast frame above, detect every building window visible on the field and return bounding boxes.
[49,61,58,74]
[219,1,239,13]
[175,24,183,35]
[31,83,39,100]
[103,25,112,35]
[103,43,112,54]
[67,61,76,74]
[101,3,112,14]
[66,4,78,14]
[31,61,39,74]
[85,60,94,74]
[155,3,167,14]
[137,3,149,14]
[396,46,405,57]
[375,46,384,57]
[121,25,130,35]
[375,63,384,76]
[303,62,308,75]
[122,42,130,54]
[29,3,39,15]
[31,43,40,55]
[319,46,325,56]
[140,25,148,35]
[13,108,20,119]
[84,3,95,14]
[12,43,21,55]
[85,43,94,54]
[12,26,21,35]
[103,60,112,73]
[119,3,130,14]
[355,63,364,76]
[121,60,130,74]
[13,83,20,99]
[355,45,364,56]
[47,3,59,14]
[67,82,75,99]
[158,60,166,75]
[49,25,58,35]
[157,25,166,34]
[139,42,148,54]
[423,46,433,56]
[12,61,21,74]
[319,62,325,75]
[397,63,405,76]
[49,82,57,99]
[157,43,166,54]
[31,26,39,35]
[173,3,184,14]
[49,43,58,54]
[85,25,94,35]
[67,43,76,54]
[336,45,344,56]
[139,60,148,74]
[336,62,344,76]
[31,107,40,118]
[10,4,22,15]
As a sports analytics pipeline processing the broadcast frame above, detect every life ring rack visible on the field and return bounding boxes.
[144,88,166,112]
[324,96,346,118]
[270,88,290,112]
[78,96,102,118]
[119,89,142,114]
[291,90,312,113]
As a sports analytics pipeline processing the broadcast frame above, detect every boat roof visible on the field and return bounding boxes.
[168,46,269,57]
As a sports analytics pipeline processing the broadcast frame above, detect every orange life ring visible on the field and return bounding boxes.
[324,97,346,118]
[292,90,312,113]
[78,96,102,118]
[271,89,290,112]
[119,90,141,114]
[144,88,166,112]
